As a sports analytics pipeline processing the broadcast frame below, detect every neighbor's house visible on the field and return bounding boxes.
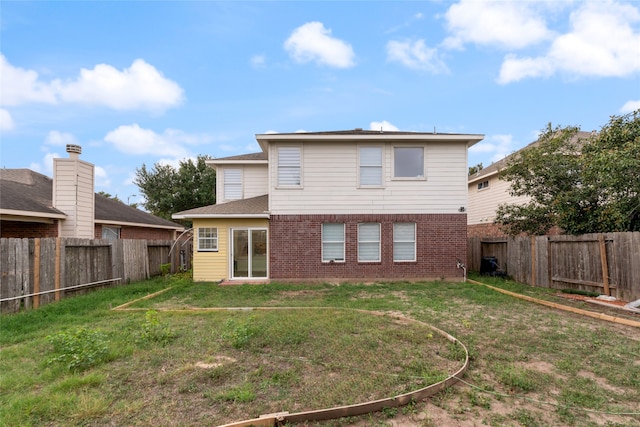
[173,129,483,283]
[0,145,183,240]
[467,131,593,237]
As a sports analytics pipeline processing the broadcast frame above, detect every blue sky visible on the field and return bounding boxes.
[1,1,639,203]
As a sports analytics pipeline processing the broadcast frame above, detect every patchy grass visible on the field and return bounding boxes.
[1,274,639,426]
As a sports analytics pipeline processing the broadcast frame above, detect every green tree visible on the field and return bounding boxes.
[495,111,640,236]
[134,155,216,222]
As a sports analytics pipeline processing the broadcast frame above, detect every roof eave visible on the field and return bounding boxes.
[172,213,270,220]
[206,159,268,166]
[256,133,485,144]
[468,169,501,184]
[0,209,67,220]
[96,219,184,230]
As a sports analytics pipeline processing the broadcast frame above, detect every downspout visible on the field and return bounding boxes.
[456,259,467,282]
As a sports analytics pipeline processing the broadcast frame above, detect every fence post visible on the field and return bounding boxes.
[54,237,61,301]
[598,234,610,296]
[33,239,40,309]
[530,236,536,286]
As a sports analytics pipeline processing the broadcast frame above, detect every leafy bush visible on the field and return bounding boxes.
[221,316,256,349]
[47,328,109,372]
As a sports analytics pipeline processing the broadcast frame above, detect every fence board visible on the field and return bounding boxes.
[468,232,640,302]
[0,237,189,314]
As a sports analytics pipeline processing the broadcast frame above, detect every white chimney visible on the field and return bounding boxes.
[53,145,95,238]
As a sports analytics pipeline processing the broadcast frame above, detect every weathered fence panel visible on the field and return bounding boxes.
[1,236,191,314]
[468,232,640,302]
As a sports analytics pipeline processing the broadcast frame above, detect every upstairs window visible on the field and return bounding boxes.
[358,223,381,262]
[359,146,383,186]
[393,223,416,262]
[322,223,345,262]
[278,146,302,187]
[198,227,218,252]
[224,169,242,200]
[477,180,489,190]
[394,147,424,179]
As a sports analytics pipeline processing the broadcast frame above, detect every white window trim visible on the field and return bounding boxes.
[477,180,489,190]
[393,223,417,262]
[357,144,384,188]
[321,223,345,263]
[223,168,242,201]
[358,223,381,263]
[392,145,426,181]
[197,227,218,252]
[276,145,303,189]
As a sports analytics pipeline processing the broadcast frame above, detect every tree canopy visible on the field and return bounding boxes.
[495,111,640,236]
[133,155,216,222]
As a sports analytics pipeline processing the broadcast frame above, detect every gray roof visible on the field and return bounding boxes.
[1,169,183,229]
[468,130,593,183]
[212,152,267,161]
[174,194,268,218]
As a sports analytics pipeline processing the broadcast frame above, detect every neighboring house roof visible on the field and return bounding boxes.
[173,194,269,219]
[468,130,593,185]
[0,169,66,218]
[0,169,183,230]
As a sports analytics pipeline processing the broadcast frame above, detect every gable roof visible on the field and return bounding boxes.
[468,130,593,184]
[0,169,183,230]
[173,194,269,219]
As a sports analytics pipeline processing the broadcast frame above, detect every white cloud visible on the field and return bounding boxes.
[0,55,183,112]
[45,130,77,146]
[284,22,355,68]
[386,39,449,73]
[442,0,552,50]
[0,108,14,131]
[251,55,266,68]
[621,100,640,113]
[53,59,184,111]
[0,54,57,106]
[498,1,640,84]
[29,152,61,176]
[469,134,515,162]
[369,120,399,131]
[94,165,110,188]
[104,124,211,158]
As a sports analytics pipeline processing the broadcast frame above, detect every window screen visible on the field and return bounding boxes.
[359,147,383,186]
[358,223,381,262]
[322,223,345,262]
[278,147,301,186]
[393,223,416,262]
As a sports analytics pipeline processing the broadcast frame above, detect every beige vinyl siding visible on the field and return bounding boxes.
[467,174,532,225]
[192,218,269,282]
[53,159,94,238]
[216,165,268,204]
[269,141,469,214]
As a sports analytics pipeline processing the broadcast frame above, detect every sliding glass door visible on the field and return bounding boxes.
[231,228,267,279]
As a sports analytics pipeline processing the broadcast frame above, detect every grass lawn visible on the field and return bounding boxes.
[1,274,639,427]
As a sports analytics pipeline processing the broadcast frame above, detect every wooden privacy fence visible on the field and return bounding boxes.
[0,238,192,314]
[468,232,640,302]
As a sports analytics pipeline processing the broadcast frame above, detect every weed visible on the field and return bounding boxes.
[138,310,175,346]
[46,328,109,372]
[221,315,257,348]
[213,382,255,403]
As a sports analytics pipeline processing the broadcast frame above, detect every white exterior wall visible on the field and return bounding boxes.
[269,141,469,214]
[53,158,95,238]
[468,174,531,225]
[216,164,268,203]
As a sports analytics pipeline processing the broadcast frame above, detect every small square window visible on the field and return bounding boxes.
[477,180,489,190]
[394,147,424,178]
[198,227,218,251]
[102,226,120,241]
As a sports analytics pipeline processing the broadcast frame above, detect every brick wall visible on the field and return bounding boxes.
[467,222,507,238]
[94,224,177,240]
[269,214,467,281]
[0,220,59,238]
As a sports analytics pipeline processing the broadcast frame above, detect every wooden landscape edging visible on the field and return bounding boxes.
[111,299,469,426]
[467,279,640,328]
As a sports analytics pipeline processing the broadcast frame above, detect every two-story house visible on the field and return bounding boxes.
[173,129,483,282]
[467,131,592,238]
